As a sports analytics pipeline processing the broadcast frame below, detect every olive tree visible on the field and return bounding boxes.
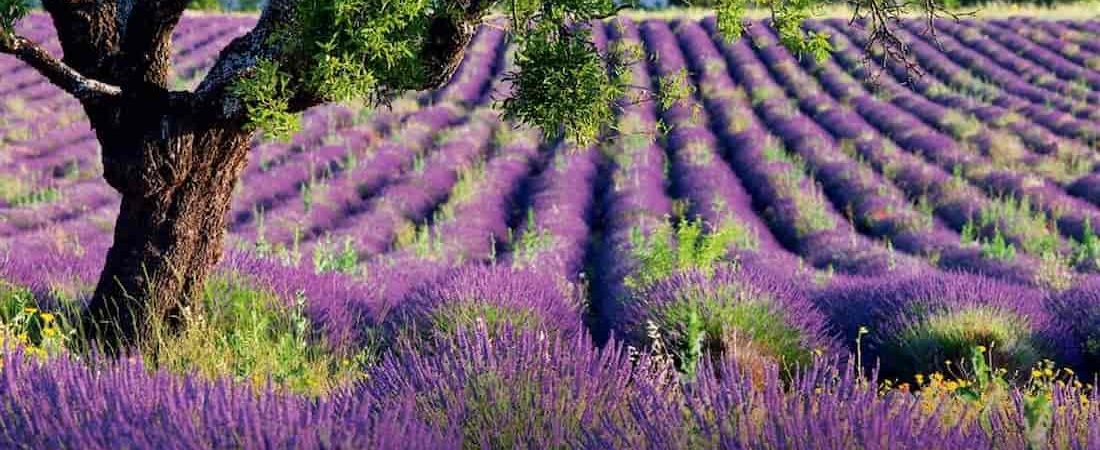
[0,0,933,350]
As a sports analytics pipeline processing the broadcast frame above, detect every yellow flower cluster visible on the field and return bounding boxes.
[1,307,67,362]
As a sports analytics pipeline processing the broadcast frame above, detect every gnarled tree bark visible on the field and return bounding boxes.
[83,101,253,348]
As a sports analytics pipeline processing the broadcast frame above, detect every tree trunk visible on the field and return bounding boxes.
[83,107,253,351]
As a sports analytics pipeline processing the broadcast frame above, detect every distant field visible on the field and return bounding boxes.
[624,2,1100,19]
[1,11,1100,447]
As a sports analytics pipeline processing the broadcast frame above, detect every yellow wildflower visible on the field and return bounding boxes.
[1032,369,1044,379]
[39,312,55,323]
[22,307,37,315]
[915,374,925,385]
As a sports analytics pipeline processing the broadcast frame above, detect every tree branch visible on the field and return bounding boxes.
[420,0,495,88]
[41,0,120,82]
[115,0,190,87]
[0,32,122,101]
[192,0,298,121]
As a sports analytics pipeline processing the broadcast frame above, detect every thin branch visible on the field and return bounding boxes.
[0,32,122,101]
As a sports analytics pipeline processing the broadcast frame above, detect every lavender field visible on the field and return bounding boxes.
[2,11,1100,448]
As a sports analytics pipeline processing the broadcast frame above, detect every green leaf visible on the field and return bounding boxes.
[0,0,28,32]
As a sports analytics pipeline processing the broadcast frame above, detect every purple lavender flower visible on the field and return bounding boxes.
[382,265,584,343]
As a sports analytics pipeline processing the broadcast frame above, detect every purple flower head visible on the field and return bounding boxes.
[0,348,455,448]
[363,327,657,448]
[383,265,584,344]
[1046,276,1100,377]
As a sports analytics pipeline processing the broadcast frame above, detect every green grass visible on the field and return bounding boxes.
[145,274,371,396]
[0,274,368,397]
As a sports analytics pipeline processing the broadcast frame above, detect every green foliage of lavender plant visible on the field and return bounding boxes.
[652,292,808,376]
[408,222,446,260]
[710,197,760,251]
[0,181,59,207]
[429,301,545,340]
[981,228,1017,261]
[884,307,1039,380]
[981,195,1059,257]
[511,209,556,267]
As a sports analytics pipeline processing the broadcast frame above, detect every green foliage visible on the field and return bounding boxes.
[505,0,617,24]
[981,228,1017,261]
[1072,219,1100,268]
[510,208,557,268]
[710,197,760,250]
[503,25,621,145]
[644,283,811,377]
[230,59,301,141]
[311,235,359,274]
[406,222,446,260]
[187,0,223,11]
[0,175,60,206]
[0,0,27,32]
[626,217,740,289]
[884,307,1039,380]
[225,0,804,146]
[0,281,72,360]
[429,301,544,340]
[713,0,747,41]
[981,195,1059,257]
[278,0,435,102]
[149,275,370,396]
[655,67,700,119]
[2,275,367,396]
[754,0,832,62]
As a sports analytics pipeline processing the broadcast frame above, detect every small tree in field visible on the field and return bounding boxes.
[0,0,933,351]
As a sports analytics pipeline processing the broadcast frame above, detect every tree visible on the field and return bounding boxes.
[0,0,935,351]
